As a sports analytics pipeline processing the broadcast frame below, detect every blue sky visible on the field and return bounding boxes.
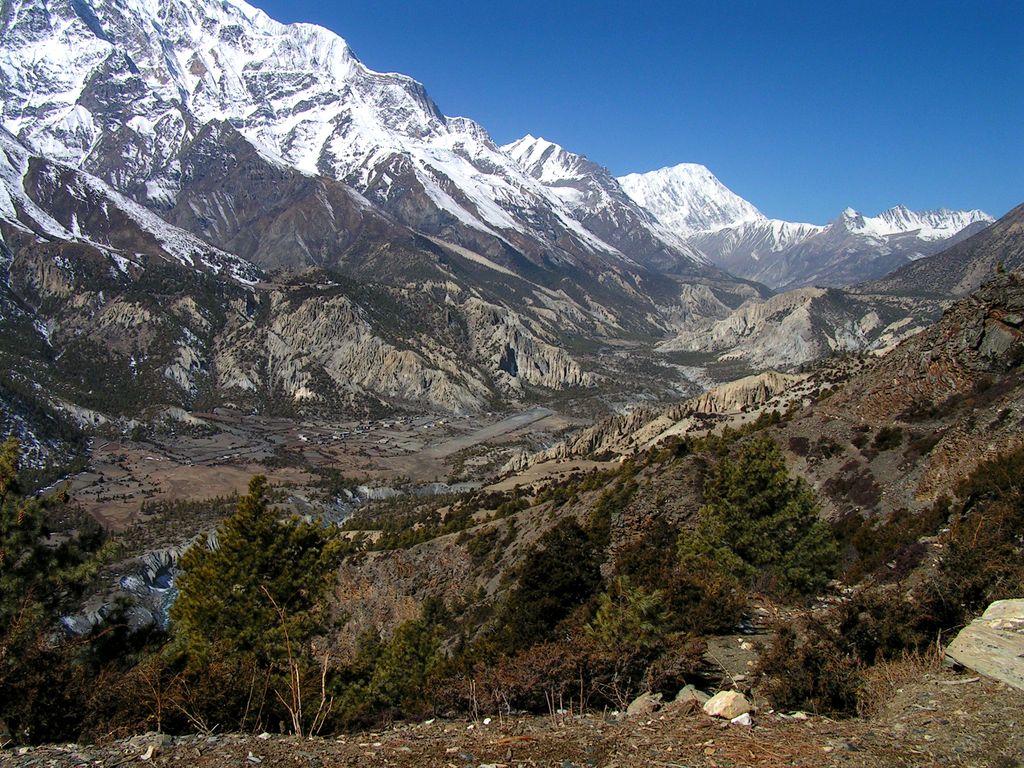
[254,0,1022,224]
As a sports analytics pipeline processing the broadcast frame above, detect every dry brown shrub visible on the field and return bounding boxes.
[855,646,943,718]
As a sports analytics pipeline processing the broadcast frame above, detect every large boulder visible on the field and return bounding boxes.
[945,599,1024,690]
[702,690,751,719]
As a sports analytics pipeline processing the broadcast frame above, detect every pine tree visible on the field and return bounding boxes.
[171,475,341,666]
[1,437,100,644]
[681,435,838,595]
[1,437,105,742]
[496,519,602,649]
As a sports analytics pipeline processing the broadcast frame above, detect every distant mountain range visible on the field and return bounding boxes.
[0,0,753,448]
[617,163,993,289]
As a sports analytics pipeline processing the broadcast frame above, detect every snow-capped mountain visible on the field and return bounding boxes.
[618,163,764,236]
[618,164,992,289]
[0,0,999,453]
[0,126,258,282]
[502,135,707,273]
[840,206,992,242]
[0,0,716,278]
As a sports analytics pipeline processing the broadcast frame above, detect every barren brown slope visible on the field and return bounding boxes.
[774,271,1024,521]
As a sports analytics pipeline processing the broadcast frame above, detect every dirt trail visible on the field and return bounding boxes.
[4,667,1020,767]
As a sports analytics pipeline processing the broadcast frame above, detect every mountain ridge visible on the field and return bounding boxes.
[618,163,993,289]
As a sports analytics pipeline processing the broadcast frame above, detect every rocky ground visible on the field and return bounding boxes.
[4,665,1020,768]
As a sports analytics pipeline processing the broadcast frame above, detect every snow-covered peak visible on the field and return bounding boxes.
[875,205,993,239]
[835,205,992,240]
[499,135,708,269]
[502,135,591,183]
[617,163,764,236]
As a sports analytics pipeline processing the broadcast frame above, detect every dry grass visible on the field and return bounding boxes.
[855,644,944,718]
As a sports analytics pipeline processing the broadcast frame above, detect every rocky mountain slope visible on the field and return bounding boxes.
[619,164,992,289]
[778,270,1024,520]
[0,0,765,464]
[527,268,1024,524]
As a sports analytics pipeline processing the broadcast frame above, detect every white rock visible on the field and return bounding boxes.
[730,712,753,726]
[702,690,752,720]
[946,599,1024,691]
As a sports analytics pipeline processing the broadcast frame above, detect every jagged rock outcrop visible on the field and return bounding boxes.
[462,298,595,392]
[659,286,938,370]
[214,288,493,413]
[688,371,807,413]
[507,370,810,470]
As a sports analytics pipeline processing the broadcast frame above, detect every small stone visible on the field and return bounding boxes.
[257,732,272,740]
[730,712,752,726]
[247,752,262,764]
[702,690,752,720]
[626,691,663,717]
[675,684,710,706]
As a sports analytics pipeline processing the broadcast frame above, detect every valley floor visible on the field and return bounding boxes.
[67,405,582,531]
[3,665,1020,767]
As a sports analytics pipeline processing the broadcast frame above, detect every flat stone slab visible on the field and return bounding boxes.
[945,599,1024,691]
